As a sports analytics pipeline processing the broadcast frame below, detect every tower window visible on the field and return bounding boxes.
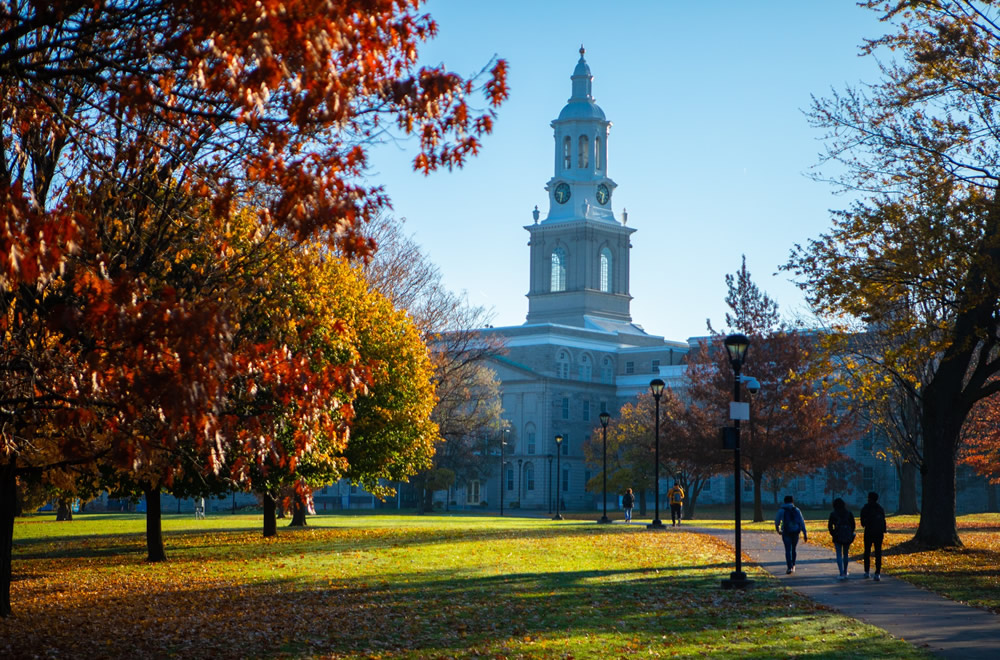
[578,135,589,168]
[557,350,571,379]
[563,136,571,170]
[551,248,566,292]
[595,137,602,170]
[599,248,612,292]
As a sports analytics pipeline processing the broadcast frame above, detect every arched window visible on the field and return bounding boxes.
[579,353,593,381]
[599,248,612,293]
[551,248,566,292]
[601,356,614,384]
[578,135,589,168]
[556,350,571,380]
[563,136,571,170]
[595,137,602,170]
[525,463,535,491]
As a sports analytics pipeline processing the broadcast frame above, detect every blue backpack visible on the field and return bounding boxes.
[783,507,801,534]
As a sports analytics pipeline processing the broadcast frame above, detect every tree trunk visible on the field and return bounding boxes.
[144,485,167,562]
[638,489,647,517]
[288,495,307,527]
[55,498,73,521]
[262,493,277,538]
[752,474,764,523]
[0,460,16,617]
[987,482,999,514]
[685,483,700,520]
[914,392,962,548]
[897,460,919,515]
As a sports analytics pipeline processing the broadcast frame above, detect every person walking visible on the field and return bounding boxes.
[667,481,685,527]
[828,497,856,580]
[860,491,887,581]
[622,488,635,523]
[775,495,808,574]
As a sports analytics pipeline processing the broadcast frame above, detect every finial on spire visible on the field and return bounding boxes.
[579,44,585,58]
[532,205,540,223]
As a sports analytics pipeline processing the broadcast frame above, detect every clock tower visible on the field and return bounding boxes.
[525,48,636,328]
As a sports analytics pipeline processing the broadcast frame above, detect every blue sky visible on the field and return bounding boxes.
[369,1,887,341]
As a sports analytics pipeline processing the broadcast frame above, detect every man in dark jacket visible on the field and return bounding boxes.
[860,491,887,581]
[775,495,808,574]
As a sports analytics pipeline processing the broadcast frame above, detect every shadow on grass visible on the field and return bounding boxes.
[12,519,646,562]
[1,561,918,659]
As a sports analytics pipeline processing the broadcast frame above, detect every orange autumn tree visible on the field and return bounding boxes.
[692,257,853,522]
[0,0,507,616]
[961,393,1000,488]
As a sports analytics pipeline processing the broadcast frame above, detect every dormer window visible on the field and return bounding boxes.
[578,135,589,168]
[600,248,612,292]
[563,137,571,170]
[551,248,566,292]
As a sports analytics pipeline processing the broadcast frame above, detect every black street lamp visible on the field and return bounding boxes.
[552,435,564,520]
[598,411,612,524]
[500,427,509,516]
[517,458,523,505]
[722,333,752,589]
[648,379,666,530]
[547,454,554,513]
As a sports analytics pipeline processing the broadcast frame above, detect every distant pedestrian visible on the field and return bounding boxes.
[828,497,856,580]
[622,488,635,523]
[860,491,887,582]
[775,495,808,574]
[667,481,685,526]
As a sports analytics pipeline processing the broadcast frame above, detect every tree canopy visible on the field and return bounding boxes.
[0,0,507,616]
[787,0,1000,547]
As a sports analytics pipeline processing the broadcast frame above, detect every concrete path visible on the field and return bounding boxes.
[685,525,1000,659]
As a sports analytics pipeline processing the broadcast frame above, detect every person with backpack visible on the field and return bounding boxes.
[828,497,856,580]
[774,495,808,574]
[621,488,635,523]
[860,491,887,581]
[667,481,685,526]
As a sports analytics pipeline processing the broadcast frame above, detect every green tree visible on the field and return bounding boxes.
[1,1,507,615]
[788,1,1000,547]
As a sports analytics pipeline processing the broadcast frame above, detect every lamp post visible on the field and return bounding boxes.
[517,458,523,506]
[722,333,752,589]
[552,435,564,520]
[648,379,666,529]
[598,412,612,524]
[547,454,554,513]
[500,427,509,516]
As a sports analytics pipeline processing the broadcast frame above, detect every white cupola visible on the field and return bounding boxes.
[544,46,617,224]
[524,49,635,328]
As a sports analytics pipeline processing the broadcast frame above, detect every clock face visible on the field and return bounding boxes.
[554,182,571,204]
[596,183,610,205]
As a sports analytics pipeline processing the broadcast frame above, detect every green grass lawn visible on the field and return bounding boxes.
[3,513,930,659]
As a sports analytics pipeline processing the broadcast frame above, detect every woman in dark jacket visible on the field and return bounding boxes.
[622,488,635,523]
[828,497,856,580]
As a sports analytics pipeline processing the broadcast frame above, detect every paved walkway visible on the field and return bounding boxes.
[683,525,1000,659]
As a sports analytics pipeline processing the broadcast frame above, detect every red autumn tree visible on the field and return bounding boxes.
[0,0,507,616]
[692,257,854,522]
